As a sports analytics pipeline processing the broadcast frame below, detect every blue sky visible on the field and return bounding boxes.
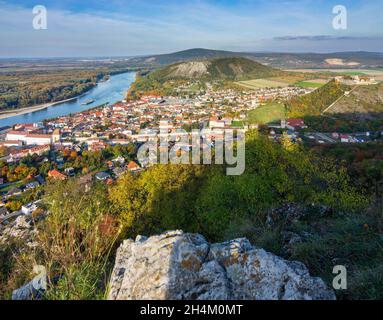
[0,0,382,57]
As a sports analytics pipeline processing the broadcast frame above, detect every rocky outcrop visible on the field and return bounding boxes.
[12,266,47,300]
[108,230,335,300]
[0,215,36,247]
[169,61,210,78]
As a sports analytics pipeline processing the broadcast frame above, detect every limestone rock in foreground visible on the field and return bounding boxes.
[108,230,335,300]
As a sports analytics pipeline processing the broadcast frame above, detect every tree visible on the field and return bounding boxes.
[70,151,78,159]
[0,146,8,157]
[39,162,52,176]
[110,165,206,236]
[6,201,22,212]
[281,132,298,152]
[110,131,365,242]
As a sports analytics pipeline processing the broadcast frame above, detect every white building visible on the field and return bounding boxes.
[6,131,27,142]
[21,202,39,216]
[6,131,54,146]
[25,134,52,146]
[209,118,225,128]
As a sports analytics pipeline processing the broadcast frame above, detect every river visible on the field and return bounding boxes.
[0,71,136,127]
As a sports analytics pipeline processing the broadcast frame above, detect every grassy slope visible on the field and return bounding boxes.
[236,72,330,90]
[295,81,325,88]
[206,57,283,80]
[248,102,286,124]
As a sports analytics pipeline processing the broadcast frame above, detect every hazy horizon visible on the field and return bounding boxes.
[0,48,383,60]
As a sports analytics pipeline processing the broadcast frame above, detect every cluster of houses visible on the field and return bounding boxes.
[173,80,313,103]
[304,131,377,144]
[1,87,373,172]
[1,124,61,162]
[0,81,313,149]
[266,118,381,145]
[1,84,378,168]
[45,158,141,184]
[0,88,283,212]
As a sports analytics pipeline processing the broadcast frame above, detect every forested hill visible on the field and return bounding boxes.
[287,80,350,118]
[288,79,383,121]
[127,57,284,98]
[149,57,283,81]
[141,48,241,65]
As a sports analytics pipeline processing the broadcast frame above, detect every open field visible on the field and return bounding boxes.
[236,78,290,89]
[295,79,328,88]
[296,81,323,88]
[270,74,320,83]
[237,73,331,90]
[248,102,286,124]
[341,71,367,76]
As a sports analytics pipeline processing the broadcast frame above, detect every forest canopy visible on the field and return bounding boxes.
[0,70,105,111]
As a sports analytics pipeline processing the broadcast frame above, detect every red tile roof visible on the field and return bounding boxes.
[127,161,140,171]
[48,170,67,180]
[287,119,305,127]
[26,134,52,139]
[7,131,27,136]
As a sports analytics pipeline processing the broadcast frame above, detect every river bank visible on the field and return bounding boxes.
[0,96,81,120]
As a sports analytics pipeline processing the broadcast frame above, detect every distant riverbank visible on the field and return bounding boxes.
[0,96,81,120]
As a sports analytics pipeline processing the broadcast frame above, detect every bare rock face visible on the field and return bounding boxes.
[168,61,211,78]
[108,231,335,300]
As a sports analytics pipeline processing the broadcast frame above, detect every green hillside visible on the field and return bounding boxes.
[127,57,283,98]
[287,80,350,117]
[326,82,383,120]
[287,78,383,123]
[155,57,282,80]
[248,102,286,124]
[207,57,282,80]
[144,48,241,65]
